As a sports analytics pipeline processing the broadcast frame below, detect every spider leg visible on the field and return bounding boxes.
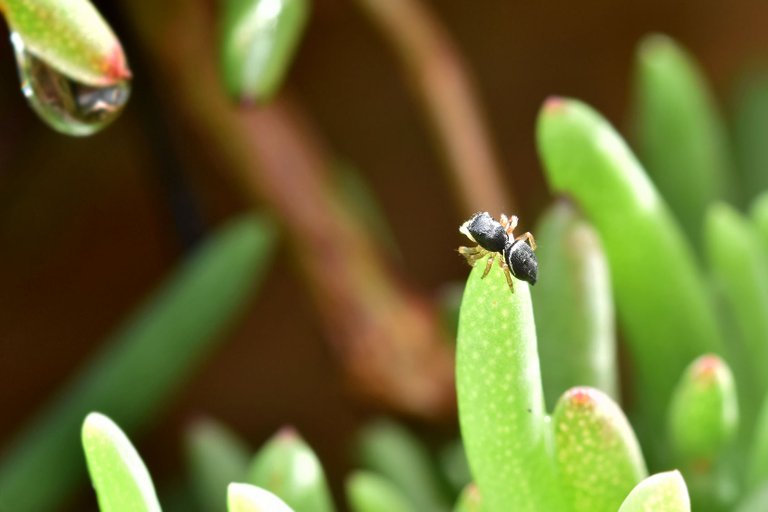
[502,214,519,236]
[516,231,537,250]
[481,253,497,278]
[458,245,486,266]
[502,265,515,292]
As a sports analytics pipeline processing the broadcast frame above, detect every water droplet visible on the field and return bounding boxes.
[10,32,130,137]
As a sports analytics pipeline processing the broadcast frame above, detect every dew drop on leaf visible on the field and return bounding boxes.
[10,32,131,137]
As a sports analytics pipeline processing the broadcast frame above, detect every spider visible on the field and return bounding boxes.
[458,212,538,291]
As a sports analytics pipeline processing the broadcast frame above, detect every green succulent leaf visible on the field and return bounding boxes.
[186,418,251,512]
[346,471,417,512]
[453,483,483,512]
[536,97,724,457]
[532,200,618,409]
[228,483,295,512]
[731,69,768,204]
[668,355,738,465]
[356,419,449,512]
[553,387,647,512]
[248,428,334,512]
[747,394,768,491]
[632,34,732,247]
[705,203,768,410]
[737,485,768,512]
[0,214,276,511]
[750,191,768,260]
[220,0,309,102]
[438,439,471,495]
[1,0,130,85]
[618,471,691,512]
[81,413,160,512]
[456,262,565,512]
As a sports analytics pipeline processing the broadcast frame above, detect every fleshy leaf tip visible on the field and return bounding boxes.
[692,354,722,381]
[276,425,299,440]
[565,386,597,407]
[106,43,132,82]
[543,96,567,112]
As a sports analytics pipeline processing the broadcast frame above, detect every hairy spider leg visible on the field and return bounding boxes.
[500,214,519,236]
[482,253,497,278]
[515,231,537,250]
[458,245,487,266]
[502,265,515,291]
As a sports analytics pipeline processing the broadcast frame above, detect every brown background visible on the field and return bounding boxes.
[1,0,768,508]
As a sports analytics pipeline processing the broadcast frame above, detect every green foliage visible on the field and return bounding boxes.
[438,440,471,496]
[553,387,647,512]
[186,418,251,512]
[0,214,275,511]
[536,96,724,454]
[618,471,691,512]
[356,419,450,512]
[346,471,417,512]
[633,34,732,246]
[0,0,130,85]
[732,70,768,204]
[705,203,768,412]
[81,413,161,512]
[747,395,768,491]
[456,262,564,511]
[668,355,738,465]
[9,14,768,512]
[228,483,295,512]
[532,200,618,408]
[219,0,309,101]
[453,484,482,512]
[247,428,335,512]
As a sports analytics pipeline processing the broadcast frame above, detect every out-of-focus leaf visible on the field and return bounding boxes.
[346,471,417,512]
[1,0,130,85]
[438,439,471,496]
[553,387,647,512]
[747,394,768,491]
[248,428,334,512]
[536,97,724,457]
[532,200,618,409]
[220,0,308,102]
[750,192,768,260]
[667,355,739,512]
[186,418,251,512]
[632,34,732,247]
[736,485,768,512]
[705,203,768,412]
[228,483,295,512]
[456,262,565,512]
[453,483,482,512]
[356,419,449,512]
[618,471,691,512]
[0,214,276,511]
[81,412,160,512]
[668,355,738,465]
[731,69,768,204]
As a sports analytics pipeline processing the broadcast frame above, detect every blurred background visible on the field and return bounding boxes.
[2,0,768,508]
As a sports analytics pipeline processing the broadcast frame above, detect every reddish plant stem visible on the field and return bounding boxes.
[122,0,455,419]
[351,0,513,216]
